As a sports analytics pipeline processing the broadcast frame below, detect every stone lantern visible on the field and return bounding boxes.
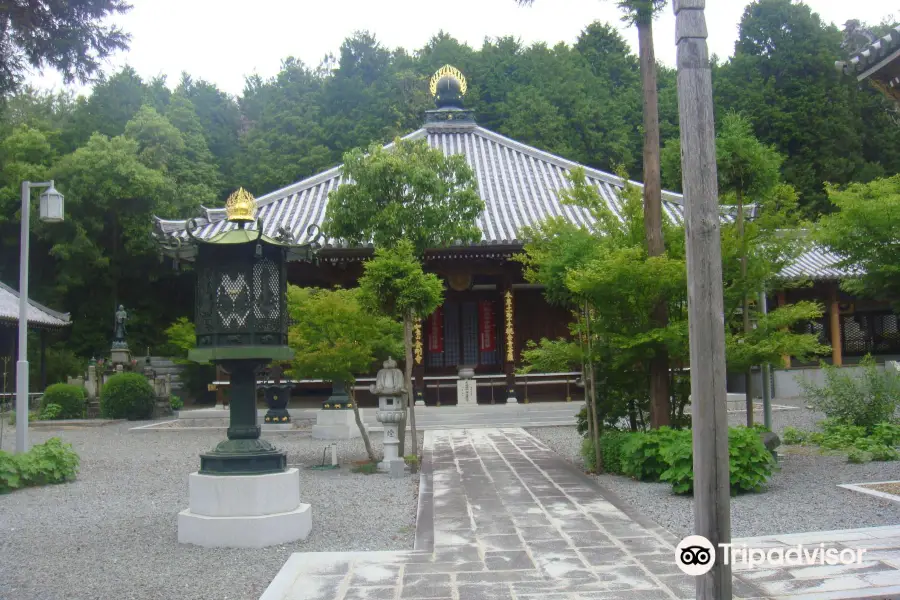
[371,357,405,473]
[177,187,316,548]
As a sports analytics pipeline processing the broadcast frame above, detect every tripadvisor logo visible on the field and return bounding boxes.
[676,535,716,576]
[675,535,869,576]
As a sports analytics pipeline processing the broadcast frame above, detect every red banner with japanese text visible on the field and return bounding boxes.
[479,300,495,352]
[428,307,443,353]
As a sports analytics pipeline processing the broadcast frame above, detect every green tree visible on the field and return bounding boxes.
[325,136,482,455]
[286,285,403,461]
[357,240,444,457]
[817,175,900,306]
[0,0,131,95]
[713,0,900,215]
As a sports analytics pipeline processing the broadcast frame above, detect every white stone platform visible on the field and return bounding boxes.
[178,468,311,548]
[311,409,366,440]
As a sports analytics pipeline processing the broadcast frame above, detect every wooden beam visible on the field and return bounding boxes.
[830,286,843,367]
[777,290,791,369]
[673,1,733,597]
[40,329,46,391]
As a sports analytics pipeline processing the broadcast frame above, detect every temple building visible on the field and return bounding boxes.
[153,66,897,405]
[838,23,900,103]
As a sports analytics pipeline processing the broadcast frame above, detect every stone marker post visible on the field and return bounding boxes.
[372,357,405,474]
[673,1,732,597]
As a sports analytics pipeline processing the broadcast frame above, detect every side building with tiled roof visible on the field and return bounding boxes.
[154,67,897,403]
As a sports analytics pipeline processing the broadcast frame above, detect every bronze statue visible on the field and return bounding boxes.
[114,305,128,343]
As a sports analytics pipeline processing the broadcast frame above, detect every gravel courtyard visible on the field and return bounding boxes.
[527,397,900,540]
[0,423,420,600]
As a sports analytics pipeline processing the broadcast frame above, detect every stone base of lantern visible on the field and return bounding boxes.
[178,468,312,548]
[311,409,366,440]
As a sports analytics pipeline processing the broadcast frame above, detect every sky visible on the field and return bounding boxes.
[25,0,897,98]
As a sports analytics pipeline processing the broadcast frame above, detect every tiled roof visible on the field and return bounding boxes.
[153,120,852,281]
[0,281,71,329]
[839,25,900,80]
[156,123,699,247]
[779,247,861,281]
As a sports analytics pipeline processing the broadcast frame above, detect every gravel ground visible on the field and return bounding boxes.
[0,421,422,600]
[528,398,900,540]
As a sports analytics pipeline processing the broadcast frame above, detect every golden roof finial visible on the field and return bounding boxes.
[225,187,256,223]
[430,65,467,97]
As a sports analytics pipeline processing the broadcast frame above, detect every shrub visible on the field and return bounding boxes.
[660,433,694,494]
[40,383,85,419]
[170,395,183,411]
[621,428,685,481]
[100,373,155,420]
[658,427,778,496]
[598,431,629,474]
[781,426,807,445]
[847,448,873,464]
[800,356,900,431]
[0,438,80,493]
[872,422,900,447]
[870,445,900,462]
[729,427,779,494]
[39,403,63,420]
[819,420,867,449]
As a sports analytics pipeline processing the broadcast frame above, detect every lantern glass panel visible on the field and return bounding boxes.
[39,186,64,222]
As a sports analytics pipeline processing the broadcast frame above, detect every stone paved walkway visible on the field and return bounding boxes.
[262,428,766,600]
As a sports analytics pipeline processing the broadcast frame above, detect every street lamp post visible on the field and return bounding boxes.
[16,180,64,453]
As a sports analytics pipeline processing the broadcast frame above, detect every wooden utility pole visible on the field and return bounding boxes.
[673,1,732,598]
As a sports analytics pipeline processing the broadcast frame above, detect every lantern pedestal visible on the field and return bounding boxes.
[178,468,311,548]
[312,408,365,440]
[193,359,287,475]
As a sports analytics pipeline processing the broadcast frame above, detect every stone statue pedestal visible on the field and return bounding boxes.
[110,346,131,366]
[312,409,365,440]
[178,468,311,548]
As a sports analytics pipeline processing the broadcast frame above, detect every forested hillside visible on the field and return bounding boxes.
[1,0,897,363]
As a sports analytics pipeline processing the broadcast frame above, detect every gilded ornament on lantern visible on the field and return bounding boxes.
[505,290,514,362]
[414,322,424,365]
[225,187,257,223]
[429,65,467,97]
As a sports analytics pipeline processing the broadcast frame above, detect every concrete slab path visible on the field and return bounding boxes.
[261,427,766,600]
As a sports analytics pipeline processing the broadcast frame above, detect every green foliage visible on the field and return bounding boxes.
[847,448,873,464]
[581,437,598,473]
[7,411,39,426]
[598,431,630,475]
[729,426,779,494]
[287,286,403,384]
[169,395,183,411]
[0,1,131,96]
[0,438,80,493]
[162,317,215,402]
[324,137,484,255]
[872,422,900,447]
[800,356,900,431]
[351,461,379,475]
[35,346,88,389]
[38,403,63,421]
[781,426,806,445]
[357,240,445,321]
[870,445,900,462]
[818,420,867,449]
[100,372,155,420]
[817,175,900,306]
[39,383,85,419]
[659,433,694,494]
[620,428,685,481]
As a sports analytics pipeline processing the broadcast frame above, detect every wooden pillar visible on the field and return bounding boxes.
[830,285,843,367]
[39,329,47,391]
[777,290,791,368]
[413,319,425,405]
[503,284,517,403]
[674,1,733,597]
